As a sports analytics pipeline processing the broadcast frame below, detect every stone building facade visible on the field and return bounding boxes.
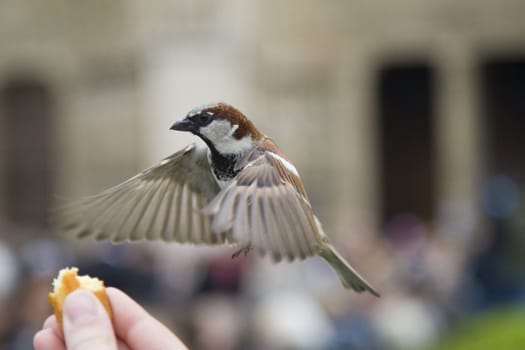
[1,0,524,242]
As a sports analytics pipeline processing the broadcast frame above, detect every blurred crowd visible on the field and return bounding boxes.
[0,176,523,350]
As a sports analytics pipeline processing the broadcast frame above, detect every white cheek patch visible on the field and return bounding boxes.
[268,152,299,176]
[200,120,254,155]
[200,120,231,140]
[216,135,254,154]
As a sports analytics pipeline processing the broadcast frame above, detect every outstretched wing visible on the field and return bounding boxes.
[56,143,227,244]
[203,144,322,261]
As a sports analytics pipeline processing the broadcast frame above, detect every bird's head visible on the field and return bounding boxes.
[171,102,263,155]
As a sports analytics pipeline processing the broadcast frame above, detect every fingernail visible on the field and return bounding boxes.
[64,290,99,326]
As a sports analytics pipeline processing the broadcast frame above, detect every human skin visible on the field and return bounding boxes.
[34,287,187,350]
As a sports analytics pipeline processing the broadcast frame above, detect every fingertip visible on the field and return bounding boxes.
[106,287,130,302]
[34,328,66,350]
[33,329,46,349]
[42,315,56,329]
[43,314,64,341]
[63,289,102,327]
[62,289,118,349]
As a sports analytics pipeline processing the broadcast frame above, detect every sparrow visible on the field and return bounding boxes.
[58,102,379,296]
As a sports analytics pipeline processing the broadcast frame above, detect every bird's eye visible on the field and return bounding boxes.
[197,114,211,124]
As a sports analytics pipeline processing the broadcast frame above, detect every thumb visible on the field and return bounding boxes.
[63,289,117,350]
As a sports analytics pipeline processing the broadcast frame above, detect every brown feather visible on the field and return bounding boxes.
[201,103,264,140]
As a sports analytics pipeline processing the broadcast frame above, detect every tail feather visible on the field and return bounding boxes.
[319,243,380,297]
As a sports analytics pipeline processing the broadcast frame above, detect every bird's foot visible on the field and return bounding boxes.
[232,246,252,258]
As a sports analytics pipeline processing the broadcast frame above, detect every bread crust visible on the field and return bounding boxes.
[48,267,112,329]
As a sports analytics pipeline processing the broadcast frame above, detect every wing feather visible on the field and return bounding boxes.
[159,180,178,241]
[56,140,322,261]
[143,178,169,240]
[203,150,321,261]
[249,185,264,254]
[55,143,225,244]
[269,185,292,261]
[128,180,158,241]
[274,183,304,259]
[233,185,250,247]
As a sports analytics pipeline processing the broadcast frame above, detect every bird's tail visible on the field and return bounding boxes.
[319,242,380,297]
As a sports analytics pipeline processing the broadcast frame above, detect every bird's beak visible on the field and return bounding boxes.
[170,118,195,132]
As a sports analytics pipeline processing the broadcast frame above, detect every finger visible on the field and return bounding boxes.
[42,315,55,329]
[63,289,118,350]
[33,328,66,350]
[107,287,188,350]
[43,315,63,340]
[117,338,131,350]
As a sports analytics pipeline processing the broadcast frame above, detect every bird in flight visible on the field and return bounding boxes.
[58,102,379,296]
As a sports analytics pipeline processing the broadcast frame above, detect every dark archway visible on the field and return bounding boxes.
[376,63,436,226]
[1,77,55,228]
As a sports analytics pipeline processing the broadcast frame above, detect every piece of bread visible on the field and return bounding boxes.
[48,267,112,329]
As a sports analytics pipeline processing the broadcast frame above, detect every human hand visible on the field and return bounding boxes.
[34,287,187,350]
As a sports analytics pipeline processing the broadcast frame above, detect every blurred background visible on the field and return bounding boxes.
[0,1,525,349]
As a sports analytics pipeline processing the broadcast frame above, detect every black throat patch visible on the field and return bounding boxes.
[200,137,241,182]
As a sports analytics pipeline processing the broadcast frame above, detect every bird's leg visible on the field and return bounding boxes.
[232,246,253,258]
